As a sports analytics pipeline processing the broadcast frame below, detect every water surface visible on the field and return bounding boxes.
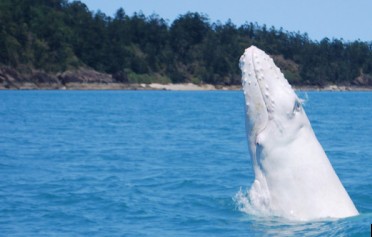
[0,91,371,236]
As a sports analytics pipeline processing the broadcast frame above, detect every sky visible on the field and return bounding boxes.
[78,0,372,42]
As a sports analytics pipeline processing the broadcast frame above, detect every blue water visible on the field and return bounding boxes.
[0,90,371,236]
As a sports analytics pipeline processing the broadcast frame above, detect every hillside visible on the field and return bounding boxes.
[1,0,372,89]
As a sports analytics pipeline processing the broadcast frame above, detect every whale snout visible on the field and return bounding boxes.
[239,47,269,139]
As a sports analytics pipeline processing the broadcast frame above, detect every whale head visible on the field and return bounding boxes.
[238,46,358,220]
[239,46,308,154]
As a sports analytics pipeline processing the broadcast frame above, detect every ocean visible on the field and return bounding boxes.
[0,90,371,236]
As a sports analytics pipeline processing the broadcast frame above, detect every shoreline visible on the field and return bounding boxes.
[2,67,371,92]
[1,82,372,91]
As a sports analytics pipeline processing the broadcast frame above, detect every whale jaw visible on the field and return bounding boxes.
[239,46,305,145]
[239,46,359,220]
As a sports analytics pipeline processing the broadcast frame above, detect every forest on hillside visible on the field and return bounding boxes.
[1,0,372,86]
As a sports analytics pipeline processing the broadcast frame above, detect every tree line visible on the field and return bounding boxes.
[1,0,372,85]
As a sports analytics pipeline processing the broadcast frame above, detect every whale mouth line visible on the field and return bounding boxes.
[251,48,270,138]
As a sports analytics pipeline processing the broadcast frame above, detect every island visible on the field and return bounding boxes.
[1,0,371,90]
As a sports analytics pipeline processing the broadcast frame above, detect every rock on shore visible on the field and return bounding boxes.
[0,67,118,89]
[0,67,59,89]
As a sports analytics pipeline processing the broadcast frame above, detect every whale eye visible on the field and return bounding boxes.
[293,100,302,113]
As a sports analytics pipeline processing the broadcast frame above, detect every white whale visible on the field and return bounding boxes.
[239,46,358,220]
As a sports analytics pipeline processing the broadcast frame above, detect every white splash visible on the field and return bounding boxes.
[234,185,271,217]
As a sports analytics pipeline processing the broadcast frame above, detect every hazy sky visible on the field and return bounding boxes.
[78,0,371,42]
